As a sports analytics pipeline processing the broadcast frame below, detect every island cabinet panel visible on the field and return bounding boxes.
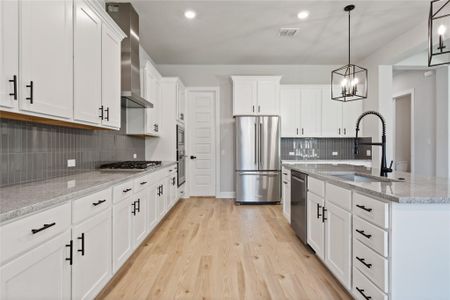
[353,216,388,257]
[307,192,325,259]
[353,192,389,229]
[353,267,388,300]
[326,183,352,211]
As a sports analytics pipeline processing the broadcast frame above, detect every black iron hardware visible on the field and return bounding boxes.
[26,81,33,104]
[190,155,197,160]
[77,233,85,256]
[302,128,304,135]
[99,105,104,120]
[296,128,299,135]
[132,202,136,216]
[356,256,372,268]
[123,188,132,193]
[322,206,327,223]
[356,204,373,212]
[66,240,73,265]
[252,105,255,112]
[9,75,17,100]
[31,222,56,234]
[105,107,110,121]
[172,177,176,185]
[344,128,347,135]
[356,229,372,239]
[339,128,341,135]
[93,199,106,206]
[154,124,159,132]
[136,199,140,213]
[356,287,371,300]
[180,113,184,120]
[258,105,260,112]
[140,181,147,185]
[316,203,322,219]
[283,181,288,184]
[157,185,161,196]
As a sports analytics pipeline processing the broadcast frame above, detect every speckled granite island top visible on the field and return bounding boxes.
[284,163,450,204]
[0,162,177,224]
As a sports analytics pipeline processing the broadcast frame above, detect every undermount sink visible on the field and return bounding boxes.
[325,172,404,183]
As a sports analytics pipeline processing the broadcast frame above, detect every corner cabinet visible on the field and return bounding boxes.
[232,76,281,116]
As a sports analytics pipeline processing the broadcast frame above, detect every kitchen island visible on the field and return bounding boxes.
[282,163,450,300]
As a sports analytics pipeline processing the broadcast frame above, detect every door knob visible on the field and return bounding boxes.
[190,155,197,160]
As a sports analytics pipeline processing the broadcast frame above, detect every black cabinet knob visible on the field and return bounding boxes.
[190,155,197,160]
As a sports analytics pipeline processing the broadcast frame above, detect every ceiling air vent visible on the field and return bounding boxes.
[279,28,299,37]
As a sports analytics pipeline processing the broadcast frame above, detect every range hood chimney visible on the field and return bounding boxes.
[106,2,153,108]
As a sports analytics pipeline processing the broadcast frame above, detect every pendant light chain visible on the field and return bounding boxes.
[348,8,351,66]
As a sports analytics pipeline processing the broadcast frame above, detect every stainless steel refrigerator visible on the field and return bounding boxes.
[235,116,281,203]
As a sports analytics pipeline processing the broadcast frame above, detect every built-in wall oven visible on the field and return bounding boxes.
[176,125,186,187]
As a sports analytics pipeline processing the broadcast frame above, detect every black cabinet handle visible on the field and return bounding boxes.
[356,229,372,239]
[258,105,261,113]
[180,113,184,120]
[322,206,327,223]
[105,107,110,121]
[31,222,56,234]
[66,240,73,265]
[302,128,304,135]
[77,233,85,256]
[92,199,106,206]
[316,203,322,219]
[123,188,132,193]
[338,128,341,135]
[99,105,104,119]
[344,128,347,135]
[26,81,33,104]
[190,155,197,160]
[356,256,372,269]
[131,202,136,216]
[356,287,372,300]
[161,185,164,195]
[252,105,255,112]
[136,199,140,213]
[140,181,147,185]
[172,177,176,185]
[356,204,373,212]
[9,75,17,100]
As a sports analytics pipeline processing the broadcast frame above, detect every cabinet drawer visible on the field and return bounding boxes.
[134,175,151,193]
[72,188,112,224]
[0,202,71,265]
[353,216,388,257]
[353,193,389,229]
[113,180,134,204]
[308,177,324,197]
[326,183,352,211]
[353,240,389,293]
[282,168,291,183]
[353,267,388,300]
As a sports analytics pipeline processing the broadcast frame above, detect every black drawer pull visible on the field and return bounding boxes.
[31,222,56,234]
[123,188,132,193]
[356,229,372,239]
[65,240,73,265]
[77,233,85,256]
[140,181,147,185]
[283,181,288,184]
[9,75,17,100]
[356,256,372,268]
[136,199,140,213]
[132,202,137,216]
[322,206,327,223]
[105,107,110,121]
[316,203,322,219]
[356,287,372,299]
[356,204,373,212]
[99,105,104,119]
[26,81,33,104]
[92,199,106,206]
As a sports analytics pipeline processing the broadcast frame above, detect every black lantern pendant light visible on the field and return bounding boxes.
[331,4,368,102]
[428,0,450,67]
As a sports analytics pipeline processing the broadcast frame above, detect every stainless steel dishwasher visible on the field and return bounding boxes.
[290,171,307,244]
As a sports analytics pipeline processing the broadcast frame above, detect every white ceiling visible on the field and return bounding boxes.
[130,1,429,65]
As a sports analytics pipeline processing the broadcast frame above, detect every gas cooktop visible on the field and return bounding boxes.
[99,161,162,171]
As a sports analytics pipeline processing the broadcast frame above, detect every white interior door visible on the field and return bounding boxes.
[187,89,217,197]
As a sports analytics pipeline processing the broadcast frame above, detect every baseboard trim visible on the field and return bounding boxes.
[216,192,235,199]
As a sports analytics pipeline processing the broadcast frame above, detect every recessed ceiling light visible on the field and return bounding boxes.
[184,10,196,19]
[297,10,310,20]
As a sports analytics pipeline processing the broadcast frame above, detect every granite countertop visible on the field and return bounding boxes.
[284,163,450,204]
[282,159,372,165]
[0,161,177,224]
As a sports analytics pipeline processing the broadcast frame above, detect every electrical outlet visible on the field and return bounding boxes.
[332,151,338,156]
[133,153,137,159]
[289,152,295,156]
[67,180,76,189]
[366,149,371,156]
[67,159,76,167]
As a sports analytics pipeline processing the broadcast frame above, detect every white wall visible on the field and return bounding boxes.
[156,64,338,195]
[435,67,450,178]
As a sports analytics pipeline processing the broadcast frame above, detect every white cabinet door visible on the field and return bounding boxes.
[72,209,112,300]
[325,201,352,290]
[148,183,159,231]
[19,0,73,118]
[257,79,279,115]
[322,86,343,137]
[177,82,186,122]
[101,24,121,129]
[280,86,301,137]
[144,62,161,135]
[300,87,322,137]
[282,180,291,223]
[342,100,363,137]
[233,78,257,115]
[0,230,71,300]
[170,175,177,208]
[307,192,325,259]
[0,0,18,110]
[157,183,166,220]
[112,197,133,272]
[132,190,148,247]
[73,1,102,125]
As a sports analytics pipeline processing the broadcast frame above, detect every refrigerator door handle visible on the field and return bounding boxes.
[259,121,263,167]
[238,171,279,176]
[254,122,257,165]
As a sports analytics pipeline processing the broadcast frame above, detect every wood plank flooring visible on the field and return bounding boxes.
[97,198,351,300]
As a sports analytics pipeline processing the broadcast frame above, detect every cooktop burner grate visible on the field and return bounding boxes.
[99,161,162,170]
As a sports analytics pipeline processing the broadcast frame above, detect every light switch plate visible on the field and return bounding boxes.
[133,153,137,159]
[67,159,76,167]
[332,151,338,156]
[366,150,371,156]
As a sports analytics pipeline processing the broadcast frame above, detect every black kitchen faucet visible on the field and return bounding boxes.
[354,111,393,177]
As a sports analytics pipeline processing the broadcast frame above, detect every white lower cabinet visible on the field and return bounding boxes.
[112,196,133,272]
[132,189,149,246]
[324,201,352,290]
[306,192,324,259]
[72,209,112,300]
[282,167,291,223]
[148,183,159,231]
[0,230,72,300]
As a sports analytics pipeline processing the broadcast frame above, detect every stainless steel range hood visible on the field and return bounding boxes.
[106,2,153,108]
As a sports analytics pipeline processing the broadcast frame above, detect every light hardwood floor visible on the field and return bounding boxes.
[98,198,351,300]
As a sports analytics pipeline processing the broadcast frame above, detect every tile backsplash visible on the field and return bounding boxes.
[0,110,145,187]
[281,137,372,161]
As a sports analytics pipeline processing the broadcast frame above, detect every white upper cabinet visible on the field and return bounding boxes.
[0,0,18,110]
[322,86,343,137]
[342,100,363,137]
[177,80,186,123]
[280,86,301,137]
[73,1,102,125]
[300,87,322,137]
[143,61,161,135]
[19,0,73,119]
[232,76,281,116]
